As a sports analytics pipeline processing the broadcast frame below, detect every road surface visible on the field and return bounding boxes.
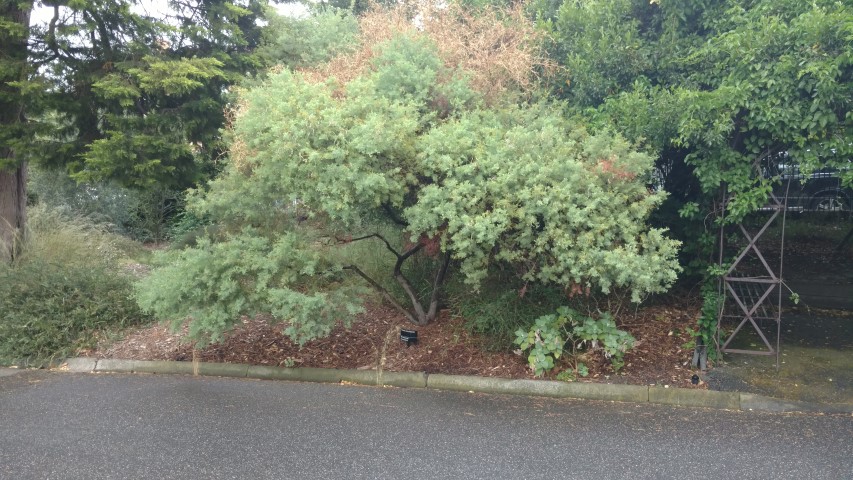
[1,369,851,479]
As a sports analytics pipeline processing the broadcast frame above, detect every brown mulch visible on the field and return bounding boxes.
[90,296,705,389]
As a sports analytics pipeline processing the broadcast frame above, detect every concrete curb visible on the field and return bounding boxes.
[61,357,853,415]
[649,386,740,410]
[426,374,649,403]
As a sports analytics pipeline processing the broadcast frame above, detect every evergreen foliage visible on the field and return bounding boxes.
[258,6,359,68]
[0,0,266,189]
[2,0,272,257]
[27,0,271,189]
[408,106,680,300]
[137,6,680,346]
[136,230,365,346]
[0,0,36,171]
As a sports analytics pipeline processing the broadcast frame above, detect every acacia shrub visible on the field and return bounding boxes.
[135,6,680,346]
[136,70,680,344]
[407,105,680,298]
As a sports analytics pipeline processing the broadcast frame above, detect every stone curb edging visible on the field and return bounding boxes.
[61,357,853,415]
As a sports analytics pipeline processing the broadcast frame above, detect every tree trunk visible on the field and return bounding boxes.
[0,164,26,261]
[0,1,32,261]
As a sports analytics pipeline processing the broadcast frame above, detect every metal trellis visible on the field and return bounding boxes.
[716,186,789,369]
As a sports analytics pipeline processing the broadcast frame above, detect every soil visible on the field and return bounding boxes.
[89,295,706,389]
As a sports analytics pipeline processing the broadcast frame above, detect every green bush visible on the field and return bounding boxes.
[0,206,151,364]
[514,307,635,377]
[28,167,141,232]
[166,209,213,250]
[135,229,366,347]
[450,275,566,350]
[28,167,183,243]
[140,26,680,343]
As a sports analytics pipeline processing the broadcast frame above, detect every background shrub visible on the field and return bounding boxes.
[28,167,182,243]
[0,205,152,364]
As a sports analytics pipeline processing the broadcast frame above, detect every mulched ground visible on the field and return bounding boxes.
[91,294,705,389]
[89,219,850,392]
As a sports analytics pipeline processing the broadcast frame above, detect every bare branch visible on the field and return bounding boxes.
[398,243,422,263]
[341,237,438,326]
[46,5,60,56]
[425,252,452,321]
[336,233,401,258]
[393,271,428,325]
[392,243,428,325]
[342,265,417,325]
[382,203,408,227]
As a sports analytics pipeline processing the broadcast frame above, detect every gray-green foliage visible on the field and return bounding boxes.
[0,205,150,364]
[408,106,680,300]
[135,229,364,346]
[137,31,679,346]
[259,7,358,68]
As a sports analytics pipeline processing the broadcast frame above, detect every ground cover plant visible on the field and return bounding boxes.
[514,307,635,378]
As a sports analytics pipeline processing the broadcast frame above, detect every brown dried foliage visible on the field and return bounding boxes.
[225,3,555,176]
[222,90,256,175]
[419,232,442,257]
[597,155,637,182]
[301,1,556,104]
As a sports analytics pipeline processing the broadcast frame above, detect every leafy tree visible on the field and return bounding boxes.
[544,0,853,218]
[540,0,853,360]
[533,0,652,108]
[1,0,270,257]
[673,0,853,218]
[136,5,680,346]
[33,0,270,188]
[537,0,852,276]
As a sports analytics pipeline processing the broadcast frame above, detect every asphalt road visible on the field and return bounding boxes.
[1,370,851,479]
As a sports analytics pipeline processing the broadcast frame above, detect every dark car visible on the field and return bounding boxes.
[765,157,852,212]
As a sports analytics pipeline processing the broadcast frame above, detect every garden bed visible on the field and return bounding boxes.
[89,295,706,389]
